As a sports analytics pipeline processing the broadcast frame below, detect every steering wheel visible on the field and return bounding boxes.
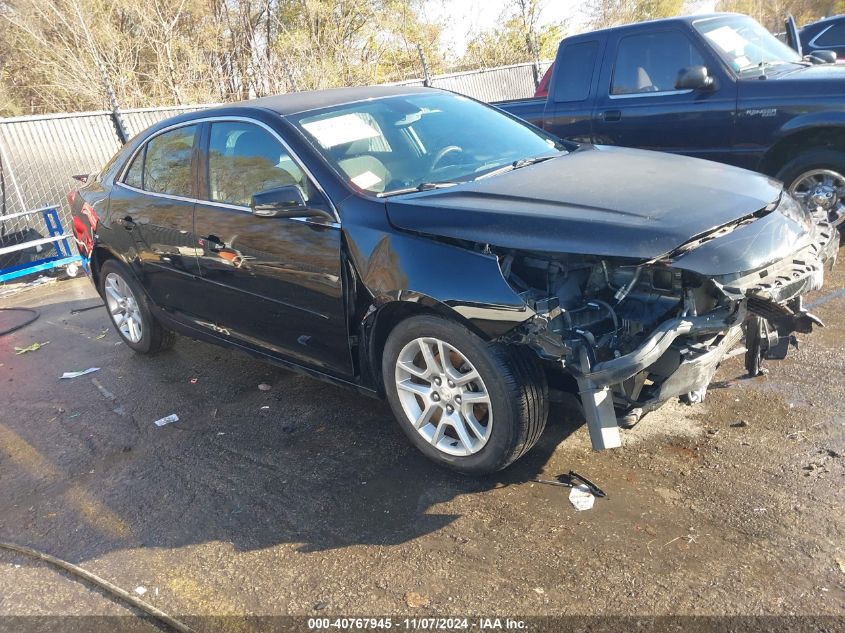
[430,145,463,172]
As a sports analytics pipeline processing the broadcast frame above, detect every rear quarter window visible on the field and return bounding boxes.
[552,40,599,102]
[140,125,197,196]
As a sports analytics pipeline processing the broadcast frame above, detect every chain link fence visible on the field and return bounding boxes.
[0,60,549,274]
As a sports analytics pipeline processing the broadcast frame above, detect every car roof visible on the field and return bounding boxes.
[565,12,744,39]
[209,85,437,117]
[800,14,845,33]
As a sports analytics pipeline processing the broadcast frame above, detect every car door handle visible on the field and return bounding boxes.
[203,234,225,252]
[118,215,136,230]
[603,110,622,122]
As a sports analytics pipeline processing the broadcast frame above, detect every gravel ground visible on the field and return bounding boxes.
[0,259,843,632]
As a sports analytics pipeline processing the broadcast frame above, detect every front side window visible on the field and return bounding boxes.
[142,125,197,196]
[611,31,705,95]
[292,93,565,195]
[207,121,309,207]
[694,15,802,74]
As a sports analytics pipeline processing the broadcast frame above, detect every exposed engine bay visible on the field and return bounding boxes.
[499,206,840,450]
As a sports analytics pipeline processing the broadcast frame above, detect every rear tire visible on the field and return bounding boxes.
[99,259,175,354]
[382,314,548,475]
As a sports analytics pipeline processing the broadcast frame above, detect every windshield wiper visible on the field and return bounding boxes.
[475,155,557,181]
[377,181,458,198]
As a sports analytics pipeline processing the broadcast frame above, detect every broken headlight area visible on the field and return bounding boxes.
[498,242,832,449]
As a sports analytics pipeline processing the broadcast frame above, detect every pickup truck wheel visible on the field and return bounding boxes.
[383,314,548,475]
[99,259,175,354]
[777,149,845,226]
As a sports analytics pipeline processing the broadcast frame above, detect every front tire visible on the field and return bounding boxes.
[99,259,175,354]
[382,314,548,475]
[777,148,845,226]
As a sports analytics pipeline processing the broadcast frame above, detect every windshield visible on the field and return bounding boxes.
[291,92,565,195]
[694,15,803,74]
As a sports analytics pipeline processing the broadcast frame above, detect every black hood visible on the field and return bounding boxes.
[386,145,784,260]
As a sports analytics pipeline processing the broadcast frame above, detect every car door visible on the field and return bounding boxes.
[591,28,738,164]
[191,118,352,377]
[109,124,204,319]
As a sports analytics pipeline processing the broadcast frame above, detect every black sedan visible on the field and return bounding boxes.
[70,86,839,474]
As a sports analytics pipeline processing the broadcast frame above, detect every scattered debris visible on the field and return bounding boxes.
[836,559,845,575]
[211,408,218,418]
[189,378,198,384]
[260,405,270,411]
[70,303,105,315]
[533,587,545,595]
[533,470,606,498]
[60,367,100,379]
[664,533,698,547]
[14,341,49,354]
[404,591,430,608]
[153,414,179,427]
[313,601,328,611]
[95,331,108,340]
[568,485,595,511]
[258,383,271,391]
[134,586,147,596]
[707,428,720,435]
[730,420,749,428]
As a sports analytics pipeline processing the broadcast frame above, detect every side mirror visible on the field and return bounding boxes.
[250,185,333,221]
[675,66,715,91]
[807,50,837,64]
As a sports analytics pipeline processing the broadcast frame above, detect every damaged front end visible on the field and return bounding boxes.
[503,195,839,450]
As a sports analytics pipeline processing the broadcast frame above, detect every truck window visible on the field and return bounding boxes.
[611,31,705,95]
[552,41,599,102]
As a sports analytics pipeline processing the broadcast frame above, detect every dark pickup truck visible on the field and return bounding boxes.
[497,12,845,227]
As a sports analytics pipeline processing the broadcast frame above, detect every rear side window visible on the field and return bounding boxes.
[207,121,308,207]
[141,125,197,196]
[552,41,599,102]
[124,148,144,189]
[814,22,845,46]
[611,31,705,95]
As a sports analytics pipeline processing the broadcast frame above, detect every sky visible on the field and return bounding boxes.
[423,0,718,59]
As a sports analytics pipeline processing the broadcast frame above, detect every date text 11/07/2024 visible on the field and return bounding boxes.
[307,617,528,630]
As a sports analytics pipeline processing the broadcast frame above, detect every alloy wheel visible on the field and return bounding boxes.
[104,272,143,343]
[394,336,492,456]
[789,168,845,226]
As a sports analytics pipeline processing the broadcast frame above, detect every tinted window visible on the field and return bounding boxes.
[208,121,307,207]
[612,31,705,95]
[124,147,145,189]
[553,41,599,102]
[815,22,845,46]
[143,125,196,196]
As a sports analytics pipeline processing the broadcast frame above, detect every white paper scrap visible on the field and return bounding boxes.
[350,170,382,190]
[60,367,100,379]
[302,114,380,149]
[154,413,179,427]
[569,484,595,511]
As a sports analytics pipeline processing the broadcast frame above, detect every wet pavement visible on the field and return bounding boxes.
[0,258,843,630]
